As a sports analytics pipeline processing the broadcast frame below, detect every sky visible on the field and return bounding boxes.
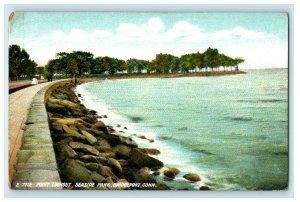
[9,12,288,69]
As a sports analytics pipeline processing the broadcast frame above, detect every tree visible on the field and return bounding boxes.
[25,59,37,78]
[9,44,36,80]
[179,54,191,73]
[67,57,79,78]
[92,57,106,74]
[36,66,45,78]
[154,53,175,73]
[117,59,127,73]
[233,57,245,71]
[203,47,219,71]
[127,58,149,74]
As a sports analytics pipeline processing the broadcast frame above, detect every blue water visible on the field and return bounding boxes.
[76,69,288,190]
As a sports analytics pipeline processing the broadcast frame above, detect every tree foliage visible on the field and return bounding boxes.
[9,44,37,80]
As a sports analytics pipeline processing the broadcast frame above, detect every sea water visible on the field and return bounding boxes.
[76,69,288,190]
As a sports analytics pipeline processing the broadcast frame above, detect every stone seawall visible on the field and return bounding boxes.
[11,82,64,190]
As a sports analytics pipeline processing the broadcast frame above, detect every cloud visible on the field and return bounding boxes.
[21,17,285,68]
[36,17,269,44]
[209,26,267,41]
[45,29,112,42]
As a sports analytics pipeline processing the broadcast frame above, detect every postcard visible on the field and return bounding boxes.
[8,12,288,191]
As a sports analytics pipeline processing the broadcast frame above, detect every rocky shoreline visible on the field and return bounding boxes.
[45,80,209,190]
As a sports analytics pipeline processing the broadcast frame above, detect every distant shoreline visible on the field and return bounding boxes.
[75,71,246,84]
[106,70,246,80]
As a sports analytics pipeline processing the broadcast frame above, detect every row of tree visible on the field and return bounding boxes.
[9,44,245,80]
[44,47,244,77]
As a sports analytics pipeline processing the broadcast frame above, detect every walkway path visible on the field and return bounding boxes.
[8,81,58,187]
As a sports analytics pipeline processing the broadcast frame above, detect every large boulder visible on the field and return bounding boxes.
[92,121,108,134]
[46,102,71,117]
[107,158,123,175]
[91,171,106,183]
[80,155,107,164]
[97,133,137,148]
[134,167,156,183]
[94,138,112,152]
[113,144,132,159]
[128,148,163,169]
[55,142,78,158]
[48,98,80,110]
[199,186,211,190]
[139,148,161,155]
[55,118,89,126]
[163,168,180,179]
[85,163,118,181]
[62,124,86,140]
[183,173,201,182]
[80,130,97,144]
[61,159,94,183]
[69,141,100,156]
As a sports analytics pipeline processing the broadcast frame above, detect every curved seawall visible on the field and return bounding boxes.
[11,81,64,190]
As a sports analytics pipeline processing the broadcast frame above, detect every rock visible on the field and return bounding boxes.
[48,98,80,110]
[183,173,201,182]
[55,142,78,158]
[140,148,161,155]
[117,124,121,127]
[57,137,73,144]
[199,186,211,190]
[129,148,163,169]
[117,159,129,166]
[117,178,129,183]
[136,134,154,143]
[97,133,137,148]
[99,166,119,181]
[106,176,114,183]
[69,141,100,156]
[91,171,106,183]
[85,128,105,137]
[103,115,108,118]
[51,113,65,119]
[119,136,137,148]
[83,162,118,182]
[69,124,79,132]
[80,115,96,124]
[46,102,70,117]
[113,144,132,159]
[80,155,107,164]
[56,118,90,127]
[98,152,116,158]
[124,127,127,130]
[163,168,180,179]
[62,125,86,140]
[148,138,154,143]
[61,159,93,183]
[51,122,64,133]
[81,130,97,144]
[156,184,171,190]
[107,158,123,175]
[89,110,97,115]
[137,134,147,139]
[92,121,108,134]
[134,167,156,183]
[95,138,112,152]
